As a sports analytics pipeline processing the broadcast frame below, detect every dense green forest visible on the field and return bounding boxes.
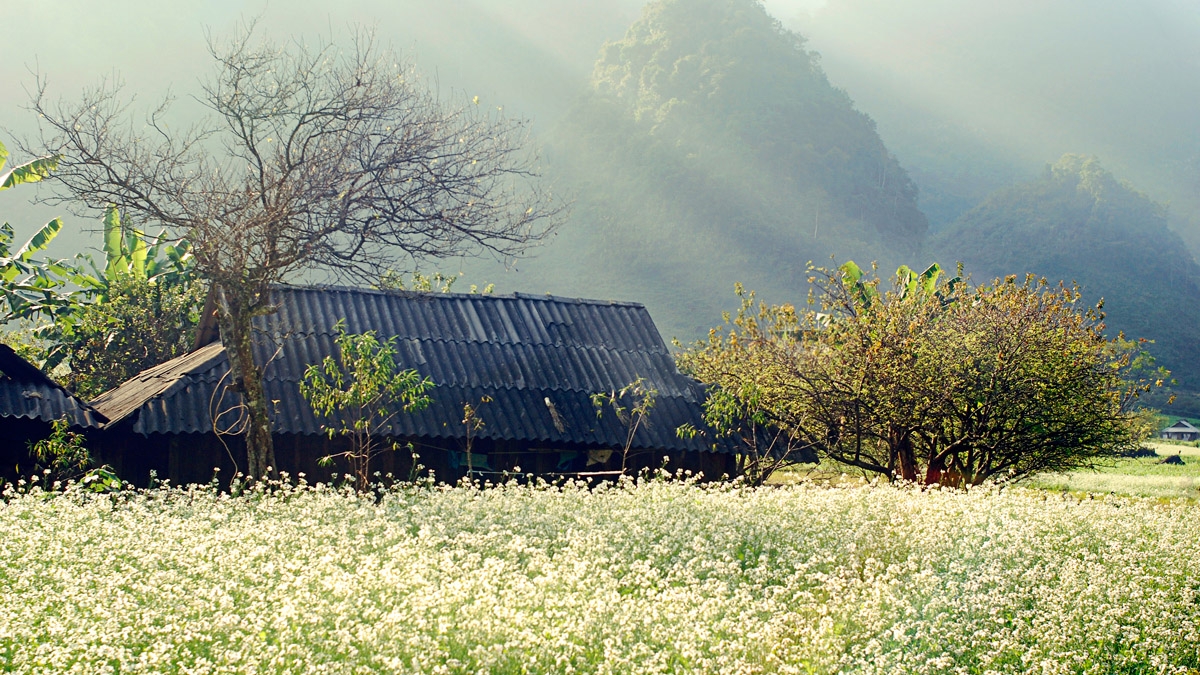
[936,155,1200,407]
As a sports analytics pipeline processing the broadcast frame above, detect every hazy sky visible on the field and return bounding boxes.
[3,0,1198,255]
[0,0,644,252]
[4,0,828,140]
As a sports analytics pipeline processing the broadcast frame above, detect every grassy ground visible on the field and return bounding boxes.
[772,442,1200,500]
[1028,441,1200,500]
[767,459,873,487]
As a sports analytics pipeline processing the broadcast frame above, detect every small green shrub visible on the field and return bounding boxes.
[28,417,90,480]
[24,417,124,492]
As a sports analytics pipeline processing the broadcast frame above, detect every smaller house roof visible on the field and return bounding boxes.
[89,341,226,427]
[0,344,106,428]
[1162,419,1199,432]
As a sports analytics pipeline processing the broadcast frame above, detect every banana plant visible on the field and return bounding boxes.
[0,140,79,324]
[839,260,881,310]
[894,263,947,300]
[896,262,964,307]
[840,260,964,313]
[103,203,147,281]
[72,205,193,301]
[32,206,197,370]
[1,141,199,373]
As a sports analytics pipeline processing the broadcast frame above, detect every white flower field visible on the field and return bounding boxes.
[3,478,1199,674]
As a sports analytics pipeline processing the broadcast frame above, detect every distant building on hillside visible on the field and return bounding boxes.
[91,286,772,487]
[1159,419,1200,442]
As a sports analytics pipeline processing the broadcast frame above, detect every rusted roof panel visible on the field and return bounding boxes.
[95,287,729,453]
[90,341,226,425]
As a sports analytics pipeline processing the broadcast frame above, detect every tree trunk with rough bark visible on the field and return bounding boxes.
[891,428,919,483]
[215,285,276,480]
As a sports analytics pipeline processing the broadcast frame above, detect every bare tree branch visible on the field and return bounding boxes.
[25,26,566,477]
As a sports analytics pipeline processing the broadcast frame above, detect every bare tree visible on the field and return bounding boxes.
[26,27,563,479]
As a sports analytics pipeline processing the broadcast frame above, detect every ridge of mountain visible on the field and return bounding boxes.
[459,0,928,342]
[936,154,1200,405]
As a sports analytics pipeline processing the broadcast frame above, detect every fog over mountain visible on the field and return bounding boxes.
[3,0,1199,354]
[458,0,928,339]
[782,0,1200,235]
[936,155,1200,398]
[7,1,1196,246]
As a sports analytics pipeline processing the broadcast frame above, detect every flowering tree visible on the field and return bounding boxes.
[679,262,1159,486]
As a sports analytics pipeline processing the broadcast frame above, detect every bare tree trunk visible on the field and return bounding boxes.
[891,427,918,483]
[216,285,277,480]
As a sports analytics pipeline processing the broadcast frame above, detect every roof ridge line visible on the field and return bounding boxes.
[254,333,671,355]
[250,376,699,395]
[0,344,109,425]
[268,283,648,309]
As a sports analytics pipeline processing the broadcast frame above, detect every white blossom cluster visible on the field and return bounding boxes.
[2,479,1199,674]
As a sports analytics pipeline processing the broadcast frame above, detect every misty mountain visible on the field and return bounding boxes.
[936,155,1200,395]
[7,1,1197,256]
[461,0,926,340]
[6,0,1199,356]
[786,0,1200,240]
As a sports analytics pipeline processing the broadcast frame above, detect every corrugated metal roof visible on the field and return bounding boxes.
[0,344,106,428]
[93,287,730,453]
[1163,419,1199,432]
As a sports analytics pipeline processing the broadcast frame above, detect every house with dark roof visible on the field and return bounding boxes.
[1159,419,1200,442]
[91,286,745,486]
[1,343,107,483]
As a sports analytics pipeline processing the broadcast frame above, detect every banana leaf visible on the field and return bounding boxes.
[13,218,64,263]
[0,152,61,191]
[917,263,942,295]
[102,205,127,281]
[128,227,148,279]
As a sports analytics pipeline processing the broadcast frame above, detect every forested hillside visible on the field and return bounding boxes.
[463,0,926,339]
[937,155,1200,401]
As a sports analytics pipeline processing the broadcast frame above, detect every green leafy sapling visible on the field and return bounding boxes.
[300,320,435,491]
[592,377,657,473]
